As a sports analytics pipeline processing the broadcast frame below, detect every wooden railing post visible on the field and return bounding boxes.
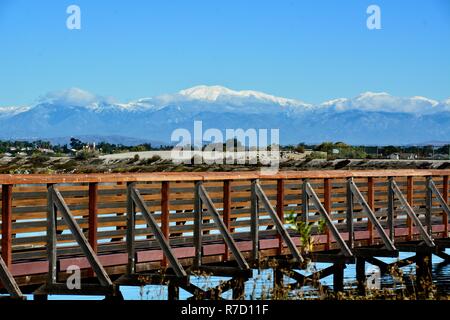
[161,181,170,267]
[223,180,231,261]
[323,178,332,250]
[367,177,374,245]
[1,184,13,268]
[302,179,309,224]
[88,183,98,253]
[126,182,136,275]
[88,182,98,277]
[250,179,259,262]
[47,184,57,285]
[276,179,285,254]
[425,176,433,235]
[387,177,395,240]
[193,181,203,268]
[406,176,414,240]
[346,178,354,248]
[443,175,448,236]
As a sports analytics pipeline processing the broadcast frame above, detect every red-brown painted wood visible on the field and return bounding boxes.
[88,183,98,253]
[87,183,98,277]
[443,176,449,235]
[223,180,231,261]
[161,181,170,267]
[407,176,414,240]
[276,179,285,254]
[367,177,374,245]
[324,178,332,249]
[1,184,13,267]
[1,169,450,184]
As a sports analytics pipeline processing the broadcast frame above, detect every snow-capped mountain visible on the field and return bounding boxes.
[1,85,449,145]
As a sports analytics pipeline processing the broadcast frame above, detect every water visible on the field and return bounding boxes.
[118,253,450,300]
[6,249,447,300]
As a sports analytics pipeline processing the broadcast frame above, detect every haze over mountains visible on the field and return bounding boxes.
[1,85,450,146]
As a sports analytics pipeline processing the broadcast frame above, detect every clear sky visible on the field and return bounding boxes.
[0,0,449,106]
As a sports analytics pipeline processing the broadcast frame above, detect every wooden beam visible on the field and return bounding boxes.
[161,181,170,267]
[391,180,435,247]
[356,257,366,296]
[52,187,113,286]
[349,179,396,251]
[276,179,285,254]
[367,177,374,245]
[305,182,353,257]
[223,180,231,261]
[407,176,414,241]
[126,182,136,275]
[198,183,249,270]
[0,255,23,299]
[333,263,344,293]
[1,184,13,268]
[255,182,304,263]
[387,177,395,240]
[302,179,309,224]
[346,178,354,249]
[88,183,98,253]
[4,169,450,185]
[47,184,57,285]
[193,181,202,268]
[130,187,186,277]
[250,179,259,262]
[426,176,433,235]
[324,178,332,250]
[429,178,450,233]
[444,175,449,236]
[88,182,98,278]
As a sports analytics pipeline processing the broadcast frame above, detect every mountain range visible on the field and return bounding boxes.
[1,85,450,146]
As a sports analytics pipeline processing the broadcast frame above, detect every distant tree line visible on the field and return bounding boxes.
[0,138,449,160]
[282,142,450,160]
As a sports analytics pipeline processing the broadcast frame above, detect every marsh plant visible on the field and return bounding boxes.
[285,210,326,254]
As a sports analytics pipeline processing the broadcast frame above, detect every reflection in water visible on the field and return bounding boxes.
[120,251,450,300]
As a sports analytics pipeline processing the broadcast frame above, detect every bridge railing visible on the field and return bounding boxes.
[0,170,449,291]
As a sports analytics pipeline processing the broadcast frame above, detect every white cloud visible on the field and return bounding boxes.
[321,92,442,114]
[40,88,115,107]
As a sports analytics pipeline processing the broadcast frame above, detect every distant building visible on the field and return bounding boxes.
[388,153,400,160]
[38,148,55,154]
[388,153,417,160]
[431,153,449,160]
[399,153,417,160]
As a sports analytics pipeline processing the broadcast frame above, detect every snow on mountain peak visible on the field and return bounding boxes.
[179,85,235,101]
[178,85,307,107]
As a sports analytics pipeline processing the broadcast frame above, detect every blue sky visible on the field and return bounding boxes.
[0,0,449,106]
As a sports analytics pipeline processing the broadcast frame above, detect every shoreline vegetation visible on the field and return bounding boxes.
[1,139,450,174]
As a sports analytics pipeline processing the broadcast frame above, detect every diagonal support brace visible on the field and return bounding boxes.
[130,187,187,277]
[197,183,249,270]
[348,179,397,251]
[51,186,113,286]
[254,181,304,263]
[305,182,353,257]
[0,255,24,299]
[391,180,435,247]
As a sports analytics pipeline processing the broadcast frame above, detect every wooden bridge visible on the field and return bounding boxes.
[0,170,449,300]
